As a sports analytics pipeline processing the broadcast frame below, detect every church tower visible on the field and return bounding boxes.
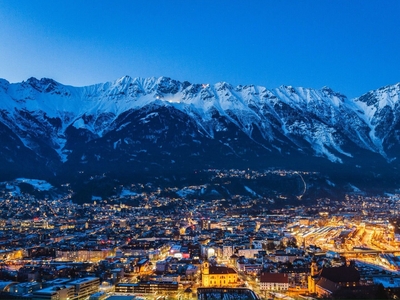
[308,259,318,293]
[202,261,210,287]
[311,260,318,276]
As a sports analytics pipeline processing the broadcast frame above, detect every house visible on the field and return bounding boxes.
[259,272,289,292]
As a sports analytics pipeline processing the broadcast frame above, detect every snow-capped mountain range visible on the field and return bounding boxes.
[1,76,400,197]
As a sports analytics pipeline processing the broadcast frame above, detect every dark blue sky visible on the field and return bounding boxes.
[0,0,399,98]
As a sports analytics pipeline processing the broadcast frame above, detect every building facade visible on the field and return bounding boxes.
[259,272,289,292]
[201,261,238,287]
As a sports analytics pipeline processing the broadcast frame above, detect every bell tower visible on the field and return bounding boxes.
[203,261,209,275]
[308,259,318,294]
[311,260,318,276]
[202,261,210,286]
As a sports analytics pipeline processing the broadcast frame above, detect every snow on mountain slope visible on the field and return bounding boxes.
[353,83,400,159]
[0,76,399,165]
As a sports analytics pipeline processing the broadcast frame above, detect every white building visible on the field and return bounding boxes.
[259,272,289,292]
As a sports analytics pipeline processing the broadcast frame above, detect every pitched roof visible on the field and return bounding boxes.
[319,265,360,283]
[209,266,237,275]
[316,277,340,294]
[260,273,289,284]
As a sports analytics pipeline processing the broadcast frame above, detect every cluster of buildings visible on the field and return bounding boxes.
[0,177,399,299]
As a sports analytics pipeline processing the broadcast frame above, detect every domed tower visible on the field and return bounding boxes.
[308,259,319,294]
[203,261,209,275]
[311,259,318,276]
[202,261,210,287]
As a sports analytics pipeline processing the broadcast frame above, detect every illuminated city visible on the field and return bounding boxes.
[1,1,400,299]
[0,170,399,299]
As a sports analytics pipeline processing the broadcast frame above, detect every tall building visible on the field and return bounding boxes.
[308,259,319,294]
[200,219,210,231]
[222,245,233,259]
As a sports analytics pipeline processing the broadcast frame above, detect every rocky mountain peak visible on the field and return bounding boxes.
[0,76,399,195]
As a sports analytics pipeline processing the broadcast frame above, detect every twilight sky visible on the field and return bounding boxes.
[0,0,399,98]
